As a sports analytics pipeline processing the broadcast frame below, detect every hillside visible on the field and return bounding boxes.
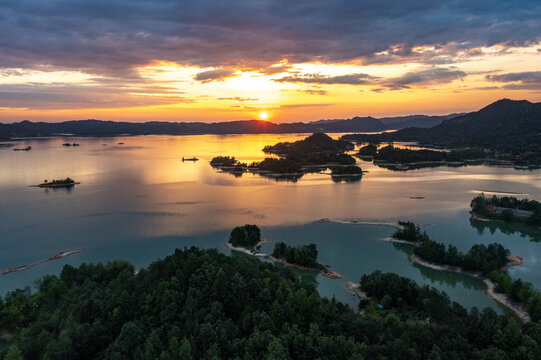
[378,113,464,129]
[1,247,539,359]
[343,99,541,152]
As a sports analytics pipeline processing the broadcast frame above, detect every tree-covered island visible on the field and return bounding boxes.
[355,144,487,170]
[210,133,363,181]
[470,193,541,227]
[225,225,341,279]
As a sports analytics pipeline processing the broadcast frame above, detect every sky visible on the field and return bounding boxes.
[0,0,540,123]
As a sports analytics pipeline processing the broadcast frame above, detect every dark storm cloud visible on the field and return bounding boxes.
[0,0,539,76]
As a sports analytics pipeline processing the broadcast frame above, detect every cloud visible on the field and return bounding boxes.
[276,67,465,90]
[486,71,541,83]
[194,69,236,83]
[300,89,328,95]
[275,73,377,85]
[381,67,467,89]
[0,81,192,109]
[485,71,541,90]
[0,1,539,77]
[218,97,259,102]
[279,103,333,109]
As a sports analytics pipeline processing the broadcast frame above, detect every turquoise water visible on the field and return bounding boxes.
[1,134,540,313]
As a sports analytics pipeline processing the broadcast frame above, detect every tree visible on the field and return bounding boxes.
[4,345,24,360]
[501,209,514,222]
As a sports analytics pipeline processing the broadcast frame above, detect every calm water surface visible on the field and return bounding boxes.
[1,134,540,313]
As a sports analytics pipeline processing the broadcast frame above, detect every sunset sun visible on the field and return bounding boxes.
[259,111,268,120]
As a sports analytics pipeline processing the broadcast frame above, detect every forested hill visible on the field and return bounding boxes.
[343,99,541,151]
[1,247,540,359]
[0,113,457,139]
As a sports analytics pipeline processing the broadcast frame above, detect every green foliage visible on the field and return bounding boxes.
[272,242,318,268]
[0,248,540,359]
[489,272,541,322]
[4,345,24,360]
[229,224,261,248]
[372,144,486,164]
[470,193,541,226]
[414,238,510,274]
[393,222,429,243]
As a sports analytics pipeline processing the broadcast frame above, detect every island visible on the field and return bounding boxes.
[38,177,78,188]
[355,144,487,170]
[210,133,363,181]
[470,193,541,227]
[225,225,341,279]
[391,221,538,323]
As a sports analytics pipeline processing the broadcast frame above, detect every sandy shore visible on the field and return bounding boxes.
[409,254,531,323]
[225,240,342,279]
[1,249,86,275]
[378,237,419,245]
[345,281,368,300]
[321,218,404,229]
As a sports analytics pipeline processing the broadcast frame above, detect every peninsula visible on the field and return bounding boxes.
[391,221,538,323]
[224,225,342,279]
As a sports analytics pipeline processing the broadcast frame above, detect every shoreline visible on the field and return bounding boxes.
[1,249,86,275]
[470,212,541,230]
[321,218,404,230]
[378,237,419,245]
[224,241,342,279]
[344,281,367,299]
[409,254,530,323]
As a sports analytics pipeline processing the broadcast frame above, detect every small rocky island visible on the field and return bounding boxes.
[38,177,78,188]
[211,133,362,181]
[225,225,342,279]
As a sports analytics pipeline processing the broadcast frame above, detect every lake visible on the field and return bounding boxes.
[1,134,540,313]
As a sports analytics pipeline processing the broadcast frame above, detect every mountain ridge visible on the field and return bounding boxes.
[0,113,457,139]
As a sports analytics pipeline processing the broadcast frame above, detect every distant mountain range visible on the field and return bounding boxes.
[342,99,541,151]
[0,113,463,140]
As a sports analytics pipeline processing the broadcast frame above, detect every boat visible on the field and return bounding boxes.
[38,177,78,188]
[182,157,199,162]
[13,146,32,151]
